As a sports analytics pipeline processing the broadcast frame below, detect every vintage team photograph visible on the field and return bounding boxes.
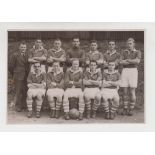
[7,30,144,124]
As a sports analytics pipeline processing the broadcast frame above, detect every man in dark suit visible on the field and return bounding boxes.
[9,42,29,112]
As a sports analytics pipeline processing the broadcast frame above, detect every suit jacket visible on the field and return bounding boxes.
[9,51,29,81]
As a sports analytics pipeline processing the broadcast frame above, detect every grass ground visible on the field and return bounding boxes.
[7,40,144,124]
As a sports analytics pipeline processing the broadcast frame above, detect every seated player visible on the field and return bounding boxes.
[120,38,141,116]
[63,59,84,120]
[85,40,103,68]
[83,60,102,119]
[46,61,64,119]
[47,38,66,70]
[28,39,47,73]
[26,62,46,118]
[100,62,121,120]
[103,40,121,70]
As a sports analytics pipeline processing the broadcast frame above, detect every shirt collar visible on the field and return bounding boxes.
[70,67,82,74]
[52,48,62,53]
[87,68,99,75]
[104,69,118,75]
[125,48,136,53]
[107,50,116,56]
[51,67,63,75]
[89,50,99,55]
[33,45,44,51]
[32,70,42,77]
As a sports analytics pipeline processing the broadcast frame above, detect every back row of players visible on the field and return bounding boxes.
[9,36,141,120]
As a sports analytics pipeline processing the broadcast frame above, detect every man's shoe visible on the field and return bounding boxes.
[55,110,60,119]
[64,112,70,120]
[16,106,22,112]
[27,111,33,118]
[110,112,115,120]
[121,108,128,115]
[91,110,96,119]
[128,109,134,116]
[50,110,55,118]
[79,113,83,120]
[36,111,41,118]
[105,112,110,119]
[86,110,91,119]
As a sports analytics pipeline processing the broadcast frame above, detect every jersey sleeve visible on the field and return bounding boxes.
[28,49,33,58]
[27,72,33,84]
[136,50,141,59]
[116,72,121,81]
[43,49,48,57]
[56,73,65,89]
[97,70,102,81]
[83,71,89,80]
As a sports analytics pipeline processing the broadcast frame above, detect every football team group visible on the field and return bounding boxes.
[8,36,141,120]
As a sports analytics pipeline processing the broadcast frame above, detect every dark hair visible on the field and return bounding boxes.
[73,35,80,40]
[20,41,26,46]
[90,60,97,65]
[54,38,61,42]
[91,40,97,44]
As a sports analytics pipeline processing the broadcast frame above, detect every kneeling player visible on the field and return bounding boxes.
[83,60,102,119]
[101,62,121,119]
[63,59,84,120]
[26,62,46,118]
[46,62,64,118]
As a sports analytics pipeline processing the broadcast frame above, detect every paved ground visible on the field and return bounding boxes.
[7,108,144,124]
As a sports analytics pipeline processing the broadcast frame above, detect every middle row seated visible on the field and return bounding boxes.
[27,58,121,120]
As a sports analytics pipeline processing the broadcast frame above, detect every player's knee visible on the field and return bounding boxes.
[113,97,120,106]
[47,95,54,102]
[84,94,91,102]
[57,96,63,102]
[27,93,33,100]
[95,93,101,101]
[37,94,43,101]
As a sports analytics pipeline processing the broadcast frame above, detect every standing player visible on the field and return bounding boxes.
[28,39,47,73]
[63,59,84,120]
[26,62,46,118]
[47,39,66,70]
[100,62,121,119]
[46,61,64,118]
[85,40,103,68]
[120,38,141,116]
[103,40,121,69]
[66,36,85,67]
[83,60,102,119]
[9,42,29,112]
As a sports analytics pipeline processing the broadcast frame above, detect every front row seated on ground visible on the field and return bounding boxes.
[26,59,121,120]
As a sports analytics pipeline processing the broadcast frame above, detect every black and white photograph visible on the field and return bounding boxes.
[7,30,144,124]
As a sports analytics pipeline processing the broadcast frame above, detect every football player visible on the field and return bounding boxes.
[47,38,66,69]
[26,62,46,118]
[63,59,84,120]
[28,39,47,73]
[46,61,64,118]
[66,36,85,67]
[120,38,141,116]
[83,60,102,119]
[101,62,121,119]
[85,40,103,68]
